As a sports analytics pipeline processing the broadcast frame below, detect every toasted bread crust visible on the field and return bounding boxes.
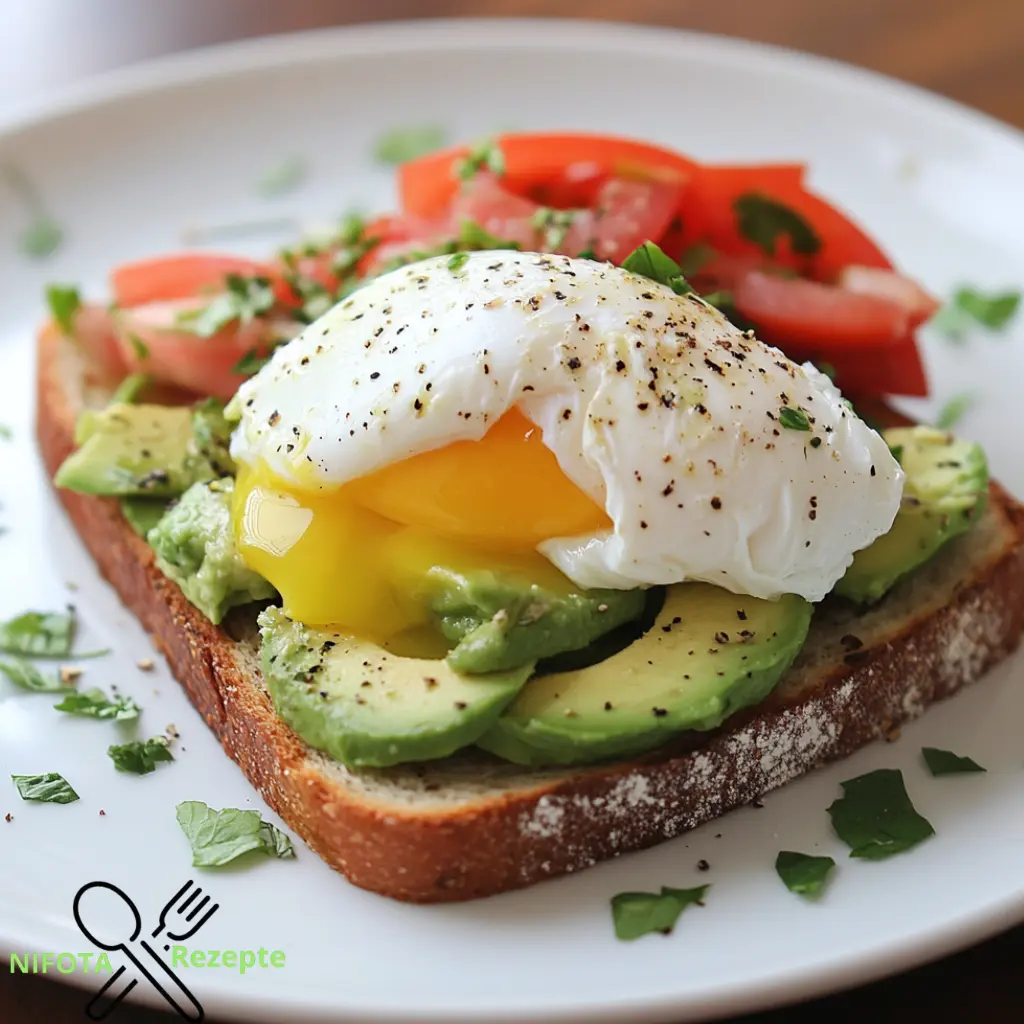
[37,326,1024,902]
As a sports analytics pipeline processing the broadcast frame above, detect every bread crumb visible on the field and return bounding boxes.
[137,659,155,671]
[59,666,82,685]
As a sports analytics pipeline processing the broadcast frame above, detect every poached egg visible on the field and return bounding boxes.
[229,251,903,641]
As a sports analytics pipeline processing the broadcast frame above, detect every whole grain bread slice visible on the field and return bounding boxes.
[36,325,1024,903]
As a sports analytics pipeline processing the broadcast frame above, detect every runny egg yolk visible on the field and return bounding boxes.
[232,408,610,642]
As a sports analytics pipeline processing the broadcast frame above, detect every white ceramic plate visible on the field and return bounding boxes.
[1,20,1023,1024]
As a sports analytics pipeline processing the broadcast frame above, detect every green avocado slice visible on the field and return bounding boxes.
[478,583,812,767]
[835,426,988,605]
[259,607,534,768]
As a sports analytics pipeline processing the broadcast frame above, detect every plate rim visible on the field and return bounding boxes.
[3,17,1024,1024]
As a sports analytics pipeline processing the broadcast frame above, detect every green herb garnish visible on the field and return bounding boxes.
[621,241,693,296]
[775,851,835,896]
[231,350,272,376]
[611,885,709,941]
[827,768,934,860]
[888,443,905,465]
[455,139,506,180]
[0,658,72,692]
[679,242,715,277]
[778,407,811,431]
[256,156,308,198]
[0,610,75,658]
[111,373,152,405]
[127,334,150,360]
[175,800,296,867]
[11,772,79,804]
[55,687,140,722]
[46,284,81,334]
[108,737,173,774]
[178,274,275,338]
[922,747,986,776]
[0,425,11,441]
[457,219,520,251]
[374,125,446,165]
[531,207,577,250]
[4,165,65,259]
[447,252,470,273]
[931,286,1021,338]
[577,247,597,261]
[733,193,821,257]
[936,393,974,429]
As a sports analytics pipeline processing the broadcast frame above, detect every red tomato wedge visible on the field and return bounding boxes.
[112,299,297,400]
[111,254,272,308]
[400,132,700,218]
[839,265,939,326]
[732,272,927,395]
[68,304,128,377]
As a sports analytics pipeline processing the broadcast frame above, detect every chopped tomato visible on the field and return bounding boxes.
[400,132,700,218]
[112,298,296,400]
[838,265,939,326]
[111,254,272,309]
[68,304,127,377]
[732,272,927,395]
[450,172,541,248]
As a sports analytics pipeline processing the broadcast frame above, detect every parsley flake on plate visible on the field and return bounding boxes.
[733,193,821,257]
[0,610,75,658]
[611,885,709,941]
[374,125,447,165]
[11,772,79,804]
[935,393,974,429]
[931,286,1021,339]
[0,657,72,693]
[4,164,65,260]
[55,687,140,722]
[256,156,308,198]
[0,425,11,442]
[775,851,836,897]
[108,737,173,774]
[175,801,296,867]
[922,747,986,776]
[827,768,934,860]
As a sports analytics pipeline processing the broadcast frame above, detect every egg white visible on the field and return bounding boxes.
[231,251,903,602]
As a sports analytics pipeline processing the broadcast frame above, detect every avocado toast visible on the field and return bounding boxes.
[38,291,1024,903]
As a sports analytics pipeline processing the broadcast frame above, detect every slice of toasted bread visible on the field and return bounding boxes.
[36,325,1024,903]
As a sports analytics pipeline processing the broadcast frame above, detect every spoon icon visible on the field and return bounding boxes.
[73,881,204,1021]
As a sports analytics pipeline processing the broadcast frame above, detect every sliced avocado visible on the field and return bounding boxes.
[478,583,812,767]
[148,478,275,624]
[427,567,647,674]
[120,497,173,538]
[835,426,988,604]
[54,401,232,498]
[191,398,236,476]
[259,606,534,768]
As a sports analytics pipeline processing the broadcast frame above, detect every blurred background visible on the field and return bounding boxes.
[2,0,1023,128]
[3,1,1023,1022]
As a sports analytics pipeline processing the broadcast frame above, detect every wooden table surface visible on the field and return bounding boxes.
[3,1,1023,1021]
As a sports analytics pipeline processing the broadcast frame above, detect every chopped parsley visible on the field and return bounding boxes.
[922,747,986,776]
[127,334,150,360]
[0,610,75,658]
[455,139,506,180]
[531,207,577,250]
[109,737,173,774]
[373,125,447,165]
[256,156,308,198]
[935,393,974,429]
[679,242,716,277]
[45,284,81,334]
[231,349,273,376]
[177,274,275,338]
[175,800,295,867]
[0,425,11,441]
[733,193,821,257]
[4,165,65,259]
[0,658,72,693]
[11,772,79,804]
[457,219,521,251]
[447,252,470,273]
[827,768,934,860]
[55,687,140,722]
[931,286,1021,339]
[611,885,709,941]
[621,241,693,296]
[778,407,811,431]
[888,443,905,465]
[111,373,152,405]
[775,851,835,896]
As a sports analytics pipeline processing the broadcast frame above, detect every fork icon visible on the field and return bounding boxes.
[153,880,220,946]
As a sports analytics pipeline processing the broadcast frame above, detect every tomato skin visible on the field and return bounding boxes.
[400,132,699,218]
[838,265,939,326]
[67,303,128,377]
[112,298,290,400]
[111,254,272,308]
